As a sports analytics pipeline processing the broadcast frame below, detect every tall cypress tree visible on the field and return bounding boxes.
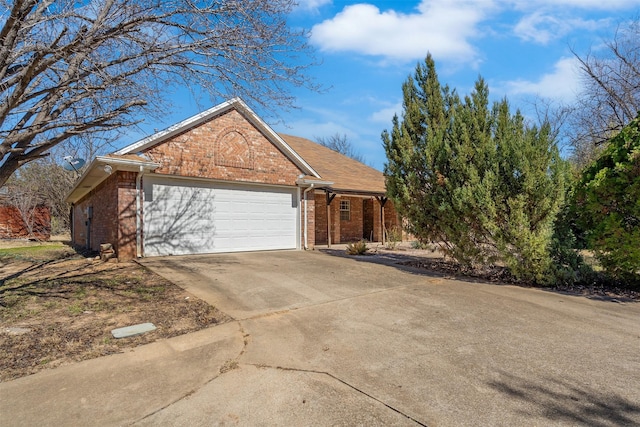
[383,54,568,282]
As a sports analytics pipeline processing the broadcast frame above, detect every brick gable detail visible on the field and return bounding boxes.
[142,110,303,185]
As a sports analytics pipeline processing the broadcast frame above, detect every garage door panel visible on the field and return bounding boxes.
[143,177,297,256]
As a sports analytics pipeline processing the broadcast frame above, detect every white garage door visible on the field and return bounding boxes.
[143,176,298,256]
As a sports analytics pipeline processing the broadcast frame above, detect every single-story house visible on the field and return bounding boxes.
[66,98,399,260]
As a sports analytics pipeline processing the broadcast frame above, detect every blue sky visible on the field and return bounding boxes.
[121,0,640,170]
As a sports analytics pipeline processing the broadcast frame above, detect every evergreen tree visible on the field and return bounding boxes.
[574,115,640,282]
[383,54,568,282]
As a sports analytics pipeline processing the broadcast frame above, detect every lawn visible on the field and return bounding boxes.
[0,243,229,382]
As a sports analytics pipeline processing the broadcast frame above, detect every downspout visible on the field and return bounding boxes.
[303,184,315,250]
[136,166,144,258]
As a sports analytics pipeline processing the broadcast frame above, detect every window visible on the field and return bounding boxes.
[340,199,350,221]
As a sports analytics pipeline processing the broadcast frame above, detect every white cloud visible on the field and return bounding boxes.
[311,0,494,63]
[514,12,604,44]
[370,102,403,124]
[295,0,332,12]
[510,0,640,9]
[504,57,580,101]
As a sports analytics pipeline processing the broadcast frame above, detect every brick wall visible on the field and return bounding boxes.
[363,199,374,241]
[338,196,364,242]
[72,171,138,260]
[302,189,316,248]
[372,198,401,242]
[314,192,328,245]
[143,109,303,186]
[0,205,51,240]
[313,193,395,245]
[72,173,118,252]
[384,200,400,232]
[117,172,138,260]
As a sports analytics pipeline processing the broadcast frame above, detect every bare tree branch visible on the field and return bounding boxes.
[0,0,318,186]
[315,133,367,164]
[569,17,640,164]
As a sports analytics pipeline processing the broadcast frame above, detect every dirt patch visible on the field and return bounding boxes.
[0,247,230,382]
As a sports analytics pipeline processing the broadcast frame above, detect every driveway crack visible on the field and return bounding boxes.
[244,363,428,427]
[131,321,249,425]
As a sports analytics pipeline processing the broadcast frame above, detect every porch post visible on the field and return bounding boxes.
[376,196,388,245]
[326,191,336,247]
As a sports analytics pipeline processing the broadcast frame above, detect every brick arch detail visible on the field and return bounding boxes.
[215,128,255,170]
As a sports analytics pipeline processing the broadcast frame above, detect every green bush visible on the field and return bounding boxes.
[410,240,431,250]
[574,115,640,282]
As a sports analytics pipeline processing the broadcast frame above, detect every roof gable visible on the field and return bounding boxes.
[115,98,319,178]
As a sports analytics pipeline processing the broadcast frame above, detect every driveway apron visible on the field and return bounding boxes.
[139,251,640,426]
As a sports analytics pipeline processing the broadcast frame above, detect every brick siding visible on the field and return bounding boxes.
[312,192,395,245]
[143,109,303,186]
[72,171,137,259]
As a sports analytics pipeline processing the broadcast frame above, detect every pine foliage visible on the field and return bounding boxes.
[575,115,640,281]
[382,54,569,283]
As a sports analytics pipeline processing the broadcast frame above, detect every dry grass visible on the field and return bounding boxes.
[0,244,230,382]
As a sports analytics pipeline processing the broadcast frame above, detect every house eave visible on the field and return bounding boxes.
[317,187,388,198]
[296,178,334,187]
[66,156,160,204]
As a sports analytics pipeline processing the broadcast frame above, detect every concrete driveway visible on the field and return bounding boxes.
[2,250,639,426]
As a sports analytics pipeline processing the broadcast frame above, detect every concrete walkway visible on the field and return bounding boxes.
[2,250,639,426]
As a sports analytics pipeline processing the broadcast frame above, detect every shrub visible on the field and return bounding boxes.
[345,240,369,255]
[410,240,432,250]
[574,115,640,282]
[385,226,403,250]
[382,54,568,283]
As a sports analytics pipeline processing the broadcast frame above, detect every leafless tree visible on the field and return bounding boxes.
[0,0,317,187]
[569,17,640,165]
[315,133,366,164]
[7,158,75,234]
[5,175,44,239]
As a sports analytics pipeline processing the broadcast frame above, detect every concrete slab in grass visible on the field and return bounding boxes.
[111,323,156,339]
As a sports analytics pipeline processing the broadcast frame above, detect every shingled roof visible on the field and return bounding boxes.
[280,134,386,195]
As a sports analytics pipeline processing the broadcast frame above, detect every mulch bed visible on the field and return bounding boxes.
[398,258,640,302]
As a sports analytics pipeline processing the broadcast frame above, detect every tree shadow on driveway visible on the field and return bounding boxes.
[488,370,640,427]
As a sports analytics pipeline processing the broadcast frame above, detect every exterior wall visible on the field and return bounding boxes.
[384,200,400,232]
[0,205,51,240]
[373,198,401,242]
[313,193,399,245]
[72,171,137,260]
[330,197,340,244]
[338,196,364,243]
[363,199,374,241]
[302,189,316,249]
[314,192,328,245]
[72,173,118,253]
[143,109,303,186]
[116,172,138,260]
